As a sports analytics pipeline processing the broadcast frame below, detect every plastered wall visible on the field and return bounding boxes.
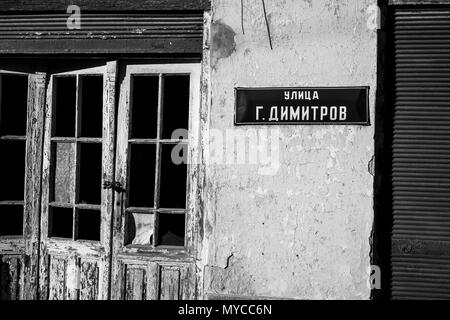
[202,0,377,299]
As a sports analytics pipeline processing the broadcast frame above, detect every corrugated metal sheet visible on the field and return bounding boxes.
[0,13,204,54]
[393,8,450,300]
[392,254,450,299]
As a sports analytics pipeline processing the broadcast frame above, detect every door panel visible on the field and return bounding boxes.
[114,260,195,300]
[39,62,117,300]
[2,61,202,300]
[0,69,45,300]
[111,63,201,300]
[0,255,22,300]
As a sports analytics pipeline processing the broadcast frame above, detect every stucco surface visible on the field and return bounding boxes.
[203,0,377,299]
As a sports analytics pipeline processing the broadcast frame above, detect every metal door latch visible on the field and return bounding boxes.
[103,181,126,193]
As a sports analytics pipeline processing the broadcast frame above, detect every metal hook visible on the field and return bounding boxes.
[103,181,126,193]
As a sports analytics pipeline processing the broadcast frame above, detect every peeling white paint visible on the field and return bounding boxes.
[204,0,376,300]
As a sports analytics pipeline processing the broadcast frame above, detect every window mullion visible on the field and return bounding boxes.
[153,73,164,248]
[154,74,164,209]
[73,75,82,240]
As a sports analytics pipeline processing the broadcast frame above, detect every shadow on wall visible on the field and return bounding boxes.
[371,0,392,301]
[211,20,236,69]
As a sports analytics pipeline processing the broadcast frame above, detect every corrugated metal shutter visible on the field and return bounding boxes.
[0,13,204,54]
[393,8,450,300]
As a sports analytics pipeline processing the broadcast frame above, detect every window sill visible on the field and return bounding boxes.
[120,245,193,262]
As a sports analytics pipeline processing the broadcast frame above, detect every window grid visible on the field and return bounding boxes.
[49,74,102,241]
[126,73,189,248]
[0,73,29,237]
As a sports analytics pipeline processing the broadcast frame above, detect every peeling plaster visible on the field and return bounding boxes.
[211,20,236,69]
[205,0,376,300]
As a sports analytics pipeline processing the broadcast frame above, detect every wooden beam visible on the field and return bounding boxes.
[0,0,211,11]
[23,71,47,300]
[0,39,203,55]
[389,0,450,5]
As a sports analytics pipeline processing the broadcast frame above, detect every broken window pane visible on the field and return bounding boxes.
[162,75,190,139]
[130,75,159,139]
[77,209,101,241]
[79,143,102,205]
[157,213,185,247]
[159,144,187,209]
[0,205,23,236]
[51,142,75,204]
[80,75,103,138]
[0,140,25,201]
[128,144,156,208]
[49,206,73,239]
[125,212,154,246]
[0,74,28,137]
[54,76,76,137]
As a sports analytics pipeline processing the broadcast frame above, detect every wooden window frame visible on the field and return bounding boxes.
[39,62,117,300]
[0,67,47,300]
[0,56,208,300]
[0,71,28,237]
[42,65,108,245]
[114,63,202,257]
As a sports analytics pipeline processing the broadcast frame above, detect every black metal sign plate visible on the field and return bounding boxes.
[235,87,370,125]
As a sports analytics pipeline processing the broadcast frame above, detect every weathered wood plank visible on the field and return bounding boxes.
[38,69,55,300]
[73,77,80,240]
[0,0,211,11]
[23,73,37,240]
[146,263,159,300]
[45,239,103,256]
[110,60,132,300]
[0,255,22,300]
[51,137,102,143]
[111,261,124,300]
[0,39,203,55]
[65,256,79,300]
[118,248,192,261]
[80,260,98,300]
[180,264,195,300]
[186,43,204,260]
[154,73,164,214]
[38,254,49,300]
[48,257,66,300]
[194,11,211,300]
[159,266,180,300]
[125,267,146,300]
[97,60,118,300]
[23,71,47,300]
[0,238,25,254]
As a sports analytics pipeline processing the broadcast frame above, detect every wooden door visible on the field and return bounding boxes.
[0,67,46,300]
[38,62,117,300]
[111,63,202,300]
